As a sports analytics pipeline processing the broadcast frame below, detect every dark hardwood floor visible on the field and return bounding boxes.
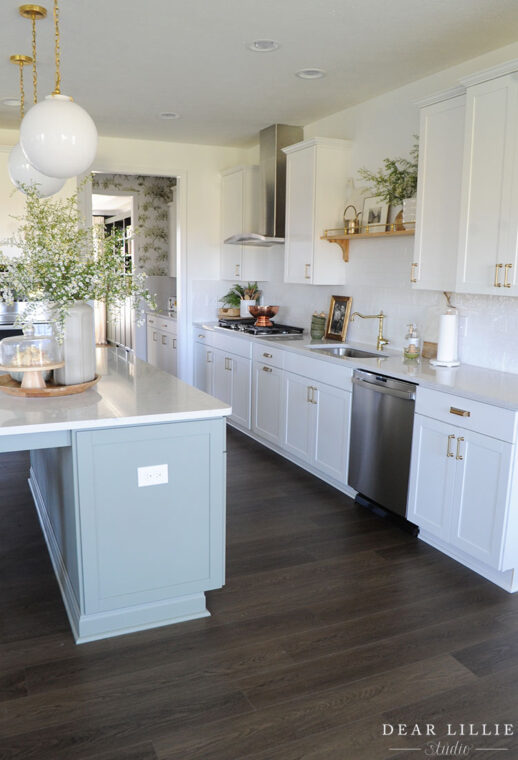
[1,428,518,759]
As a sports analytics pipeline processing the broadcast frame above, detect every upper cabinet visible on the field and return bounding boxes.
[220,165,269,282]
[283,138,350,285]
[414,60,518,296]
[456,68,518,295]
[412,88,466,291]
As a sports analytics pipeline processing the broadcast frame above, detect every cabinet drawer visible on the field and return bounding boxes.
[253,343,285,369]
[416,387,517,443]
[193,328,213,346]
[284,351,353,390]
[159,318,177,335]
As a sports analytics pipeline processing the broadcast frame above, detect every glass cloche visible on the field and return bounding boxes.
[0,324,62,369]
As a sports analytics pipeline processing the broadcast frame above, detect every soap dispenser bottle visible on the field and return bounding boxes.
[404,323,421,359]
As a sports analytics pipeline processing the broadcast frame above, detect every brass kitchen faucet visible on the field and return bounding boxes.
[350,311,389,351]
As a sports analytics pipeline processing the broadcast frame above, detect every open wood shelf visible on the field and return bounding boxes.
[321,227,415,261]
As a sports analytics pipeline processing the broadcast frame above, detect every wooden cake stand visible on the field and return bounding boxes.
[0,362,65,390]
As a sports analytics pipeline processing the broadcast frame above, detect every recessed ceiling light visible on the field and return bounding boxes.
[246,39,280,53]
[295,68,327,80]
[159,112,180,120]
[1,97,21,107]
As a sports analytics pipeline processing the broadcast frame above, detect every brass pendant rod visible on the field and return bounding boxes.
[10,54,33,120]
[52,0,61,95]
[18,6,47,104]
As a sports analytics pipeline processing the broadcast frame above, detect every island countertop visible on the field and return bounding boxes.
[0,346,231,438]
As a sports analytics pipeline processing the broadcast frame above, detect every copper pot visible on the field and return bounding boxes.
[248,305,279,327]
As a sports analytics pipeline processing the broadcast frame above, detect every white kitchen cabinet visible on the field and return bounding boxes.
[408,401,515,571]
[412,89,466,291]
[283,138,350,285]
[146,315,178,376]
[252,362,284,446]
[194,341,214,395]
[283,370,350,484]
[456,65,518,295]
[212,349,251,430]
[220,165,269,282]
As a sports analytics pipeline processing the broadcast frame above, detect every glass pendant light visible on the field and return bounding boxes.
[20,0,98,179]
[8,46,65,198]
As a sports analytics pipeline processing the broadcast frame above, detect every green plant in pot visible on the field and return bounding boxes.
[358,139,419,226]
[220,282,261,317]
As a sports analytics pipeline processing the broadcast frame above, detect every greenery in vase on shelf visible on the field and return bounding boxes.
[358,139,419,206]
[220,282,261,308]
[0,185,155,336]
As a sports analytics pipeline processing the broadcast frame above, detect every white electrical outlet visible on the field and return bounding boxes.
[137,464,169,488]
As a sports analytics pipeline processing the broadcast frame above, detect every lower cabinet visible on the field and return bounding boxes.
[252,361,284,445]
[147,315,178,376]
[408,413,513,569]
[193,335,251,430]
[283,370,351,484]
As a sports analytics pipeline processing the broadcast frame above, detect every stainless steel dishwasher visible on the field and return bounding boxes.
[348,369,417,519]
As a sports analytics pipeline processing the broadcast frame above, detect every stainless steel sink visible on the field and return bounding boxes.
[306,345,384,359]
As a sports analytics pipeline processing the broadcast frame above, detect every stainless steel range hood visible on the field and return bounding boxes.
[224,123,303,247]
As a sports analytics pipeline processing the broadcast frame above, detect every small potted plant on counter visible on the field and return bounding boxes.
[219,282,261,318]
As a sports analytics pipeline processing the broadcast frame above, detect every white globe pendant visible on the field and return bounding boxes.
[20,93,98,179]
[8,143,65,198]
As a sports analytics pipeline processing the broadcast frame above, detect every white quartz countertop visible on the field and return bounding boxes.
[196,322,518,411]
[0,347,230,437]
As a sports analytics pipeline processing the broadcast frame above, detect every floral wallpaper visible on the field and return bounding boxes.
[92,173,176,276]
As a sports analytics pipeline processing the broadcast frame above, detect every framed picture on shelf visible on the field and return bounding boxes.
[325,295,353,341]
[362,196,389,232]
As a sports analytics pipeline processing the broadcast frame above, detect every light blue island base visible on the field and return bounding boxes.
[27,418,226,643]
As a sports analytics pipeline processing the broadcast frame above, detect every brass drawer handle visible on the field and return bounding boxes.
[262,366,272,373]
[198,334,205,339]
[410,262,418,283]
[206,351,213,363]
[263,352,273,358]
[161,335,167,345]
[311,386,318,404]
[304,263,311,279]
[447,434,455,458]
[450,407,470,417]
[153,331,158,342]
[494,263,503,287]
[456,436,465,461]
[307,386,312,403]
[172,338,177,349]
[504,263,513,288]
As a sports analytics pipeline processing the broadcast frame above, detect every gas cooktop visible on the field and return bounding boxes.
[217,318,304,338]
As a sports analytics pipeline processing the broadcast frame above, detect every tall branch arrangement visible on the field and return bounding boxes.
[0,186,155,335]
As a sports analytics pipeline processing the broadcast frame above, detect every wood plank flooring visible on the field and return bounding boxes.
[1,429,518,759]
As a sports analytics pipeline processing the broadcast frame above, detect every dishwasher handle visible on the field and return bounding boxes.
[352,375,416,401]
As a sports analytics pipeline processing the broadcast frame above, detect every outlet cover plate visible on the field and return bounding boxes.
[137,464,169,488]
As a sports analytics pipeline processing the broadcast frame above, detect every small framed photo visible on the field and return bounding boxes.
[325,295,353,342]
[362,196,389,232]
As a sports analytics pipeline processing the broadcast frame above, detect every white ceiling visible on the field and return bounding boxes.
[91,194,132,216]
[1,0,518,146]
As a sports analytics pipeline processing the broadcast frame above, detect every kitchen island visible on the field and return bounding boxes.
[0,348,231,643]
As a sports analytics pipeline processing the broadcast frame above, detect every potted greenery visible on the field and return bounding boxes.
[0,185,155,384]
[358,139,419,225]
[219,282,261,318]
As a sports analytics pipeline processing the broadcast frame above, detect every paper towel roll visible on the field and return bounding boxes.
[437,313,458,363]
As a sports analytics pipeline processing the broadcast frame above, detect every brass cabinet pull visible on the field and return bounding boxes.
[450,406,470,417]
[153,331,158,342]
[225,357,232,371]
[172,338,177,349]
[235,264,240,278]
[262,366,272,373]
[161,334,167,345]
[494,263,503,287]
[456,436,465,460]
[206,351,213,363]
[304,263,311,280]
[198,334,205,339]
[312,386,318,404]
[504,263,513,288]
[307,386,312,403]
[410,262,418,283]
[263,352,273,358]
[447,433,455,458]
